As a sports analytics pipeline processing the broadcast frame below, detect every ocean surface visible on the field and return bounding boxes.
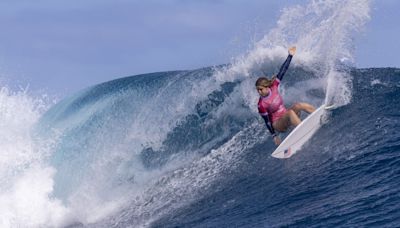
[2,0,400,227]
[52,67,400,228]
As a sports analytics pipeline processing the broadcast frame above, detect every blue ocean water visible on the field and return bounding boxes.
[37,66,399,227]
[145,68,400,228]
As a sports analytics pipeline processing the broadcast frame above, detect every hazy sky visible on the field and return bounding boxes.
[0,0,398,96]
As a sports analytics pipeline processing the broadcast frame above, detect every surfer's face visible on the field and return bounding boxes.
[256,86,269,97]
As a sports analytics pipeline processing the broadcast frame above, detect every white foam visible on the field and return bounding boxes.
[0,87,71,227]
[0,166,69,227]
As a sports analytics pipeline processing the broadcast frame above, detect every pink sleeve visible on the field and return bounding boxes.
[258,102,268,116]
[272,79,280,88]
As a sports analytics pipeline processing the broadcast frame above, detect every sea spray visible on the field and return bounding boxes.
[37,70,236,225]
[0,87,70,227]
[214,0,370,107]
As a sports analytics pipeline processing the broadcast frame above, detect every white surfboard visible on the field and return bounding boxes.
[271,104,334,159]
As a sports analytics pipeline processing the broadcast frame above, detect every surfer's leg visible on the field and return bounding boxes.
[286,109,301,126]
[273,110,301,132]
[291,102,316,115]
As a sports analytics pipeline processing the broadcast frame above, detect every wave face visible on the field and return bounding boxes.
[60,67,398,228]
[6,0,399,227]
[139,67,400,228]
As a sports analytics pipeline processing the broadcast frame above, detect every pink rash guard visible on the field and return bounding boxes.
[257,53,293,136]
[257,79,287,123]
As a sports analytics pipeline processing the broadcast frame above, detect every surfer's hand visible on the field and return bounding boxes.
[273,136,281,146]
[288,46,296,56]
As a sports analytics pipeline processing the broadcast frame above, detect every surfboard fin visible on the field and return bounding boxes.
[324,104,336,110]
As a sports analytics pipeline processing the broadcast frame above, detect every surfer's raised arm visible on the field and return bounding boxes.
[276,46,296,80]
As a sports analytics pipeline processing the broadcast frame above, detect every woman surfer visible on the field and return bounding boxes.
[256,47,316,146]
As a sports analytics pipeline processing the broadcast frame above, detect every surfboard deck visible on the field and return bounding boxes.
[271,104,332,159]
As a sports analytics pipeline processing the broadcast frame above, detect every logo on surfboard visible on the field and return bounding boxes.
[284,147,292,157]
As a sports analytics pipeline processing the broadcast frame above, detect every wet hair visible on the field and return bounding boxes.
[255,75,276,87]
